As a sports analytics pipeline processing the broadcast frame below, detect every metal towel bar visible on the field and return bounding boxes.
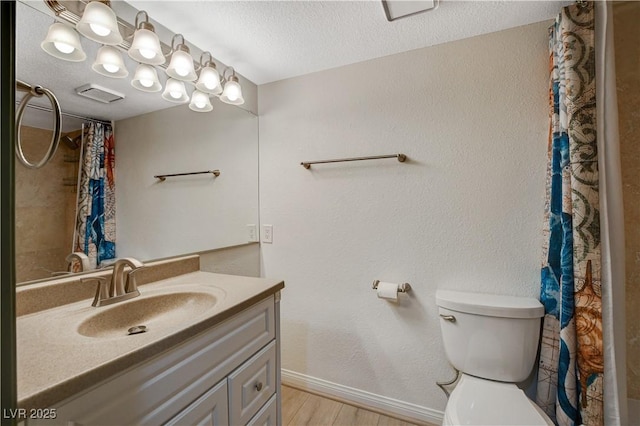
[154,170,221,181]
[301,153,406,169]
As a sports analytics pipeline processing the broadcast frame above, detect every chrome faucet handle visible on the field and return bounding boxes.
[125,267,146,294]
[82,277,109,307]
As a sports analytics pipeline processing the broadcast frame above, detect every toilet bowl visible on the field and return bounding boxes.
[442,375,553,426]
[436,290,553,426]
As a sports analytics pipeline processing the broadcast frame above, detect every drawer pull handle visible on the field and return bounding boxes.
[439,314,456,323]
[255,382,263,392]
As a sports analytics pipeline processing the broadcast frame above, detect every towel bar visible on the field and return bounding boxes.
[301,153,406,169]
[154,170,220,181]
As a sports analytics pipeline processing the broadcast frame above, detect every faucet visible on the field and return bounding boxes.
[66,251,91,272]
[82,258,145,307]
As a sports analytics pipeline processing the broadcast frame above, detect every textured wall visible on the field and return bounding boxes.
[259,21,550,414]
[613,0,640,402]
[15,126,79,282]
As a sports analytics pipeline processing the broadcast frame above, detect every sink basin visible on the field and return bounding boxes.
[77,291,218,338]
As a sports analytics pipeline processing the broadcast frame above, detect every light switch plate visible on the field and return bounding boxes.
[247,224,258,242]
[263,225,273,244]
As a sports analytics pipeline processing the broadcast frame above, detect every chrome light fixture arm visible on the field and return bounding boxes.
[166,33,187,58]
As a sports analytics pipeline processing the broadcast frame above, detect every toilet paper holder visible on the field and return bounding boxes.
[372,280,411,293]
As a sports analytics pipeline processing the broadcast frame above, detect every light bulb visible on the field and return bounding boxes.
[132,64,161,92]
[41,23,86,61]
[189,90,213,112]
[226,85,240,101]
[204,80,216,90]
[139,48,156,59]
[220,76,244,105]
[102,63,119,73]
[89,23,110,37]
[162,78,188,103]
[76,1,122,45]
[54,41,74,54]
[166,47,196,81]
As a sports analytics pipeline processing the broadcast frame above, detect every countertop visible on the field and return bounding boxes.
[17,271,284,411]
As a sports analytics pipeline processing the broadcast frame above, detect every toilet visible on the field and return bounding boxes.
[436,290,554,426]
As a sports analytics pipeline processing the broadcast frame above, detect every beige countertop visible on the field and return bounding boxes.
[17,271,284,411]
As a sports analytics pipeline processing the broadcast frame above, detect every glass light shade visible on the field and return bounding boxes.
[41,23,86,62]
[92,45,128,78]
[195,65,222,95]
[131,64,161,92]
[128,28,165,65]
[166,48,197,81]
[76,2,123,45]
[220,77,244,105]
[189,90,213,112]
[162,78,189,103]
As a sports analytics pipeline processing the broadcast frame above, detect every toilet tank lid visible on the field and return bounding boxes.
[436,290,544,318]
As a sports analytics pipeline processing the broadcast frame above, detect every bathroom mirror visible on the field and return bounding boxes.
[15,1,259,284]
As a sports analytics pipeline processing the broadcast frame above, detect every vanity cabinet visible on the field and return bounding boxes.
[29,294,281,426]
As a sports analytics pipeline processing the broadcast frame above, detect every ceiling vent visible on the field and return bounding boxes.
[382,0,437,21]
[75,84,125,104]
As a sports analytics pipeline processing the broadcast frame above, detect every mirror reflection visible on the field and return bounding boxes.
[15,1,259,284]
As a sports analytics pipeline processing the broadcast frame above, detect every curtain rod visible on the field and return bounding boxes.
[15,101,112,126]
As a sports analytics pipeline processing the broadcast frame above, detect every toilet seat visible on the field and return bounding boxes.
[443,374,554,426]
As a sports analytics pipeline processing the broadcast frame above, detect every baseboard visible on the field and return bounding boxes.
[629,398,640,424]
[281,369,444,425]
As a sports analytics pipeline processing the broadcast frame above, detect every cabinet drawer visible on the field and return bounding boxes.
[164,379,228,426]
[228,341,276,425]
[247,394,277,426]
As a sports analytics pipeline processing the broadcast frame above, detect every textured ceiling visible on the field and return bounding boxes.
[16,1,569,124]
[127,0,569,85]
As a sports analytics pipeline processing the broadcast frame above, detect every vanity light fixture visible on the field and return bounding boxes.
[161,78,189,103]
[189,90,213,112]
[92,45,129,78]
[41,1,248,113]
[220,67,244,105]
[128,11,165,66]
[41,22,86,61]
[76,1,123,45]
[195,52,222,95]
[131,64,161,92]
[165,34,197,82]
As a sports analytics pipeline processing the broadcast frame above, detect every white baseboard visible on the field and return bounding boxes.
[281,369,444,425]
[629,398,640,424]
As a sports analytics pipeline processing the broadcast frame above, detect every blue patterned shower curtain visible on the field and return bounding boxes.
[73,122,116,268]
[537,3,604,426]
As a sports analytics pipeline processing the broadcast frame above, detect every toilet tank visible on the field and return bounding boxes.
[436,290,544,383]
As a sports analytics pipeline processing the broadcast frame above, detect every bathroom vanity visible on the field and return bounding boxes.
[16,261,284,426]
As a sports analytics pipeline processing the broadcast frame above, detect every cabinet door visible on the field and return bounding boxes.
[228,341,276,425]
[164,380,228,426]
[247,394,277,426]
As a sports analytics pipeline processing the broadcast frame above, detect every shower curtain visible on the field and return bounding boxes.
[537,3,603,425]
[73,121,116,269]
[537,2,627,425]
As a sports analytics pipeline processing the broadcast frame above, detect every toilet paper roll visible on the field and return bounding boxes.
[376,281,399,302]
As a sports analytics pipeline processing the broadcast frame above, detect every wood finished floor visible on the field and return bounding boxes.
[281,385,422,426]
